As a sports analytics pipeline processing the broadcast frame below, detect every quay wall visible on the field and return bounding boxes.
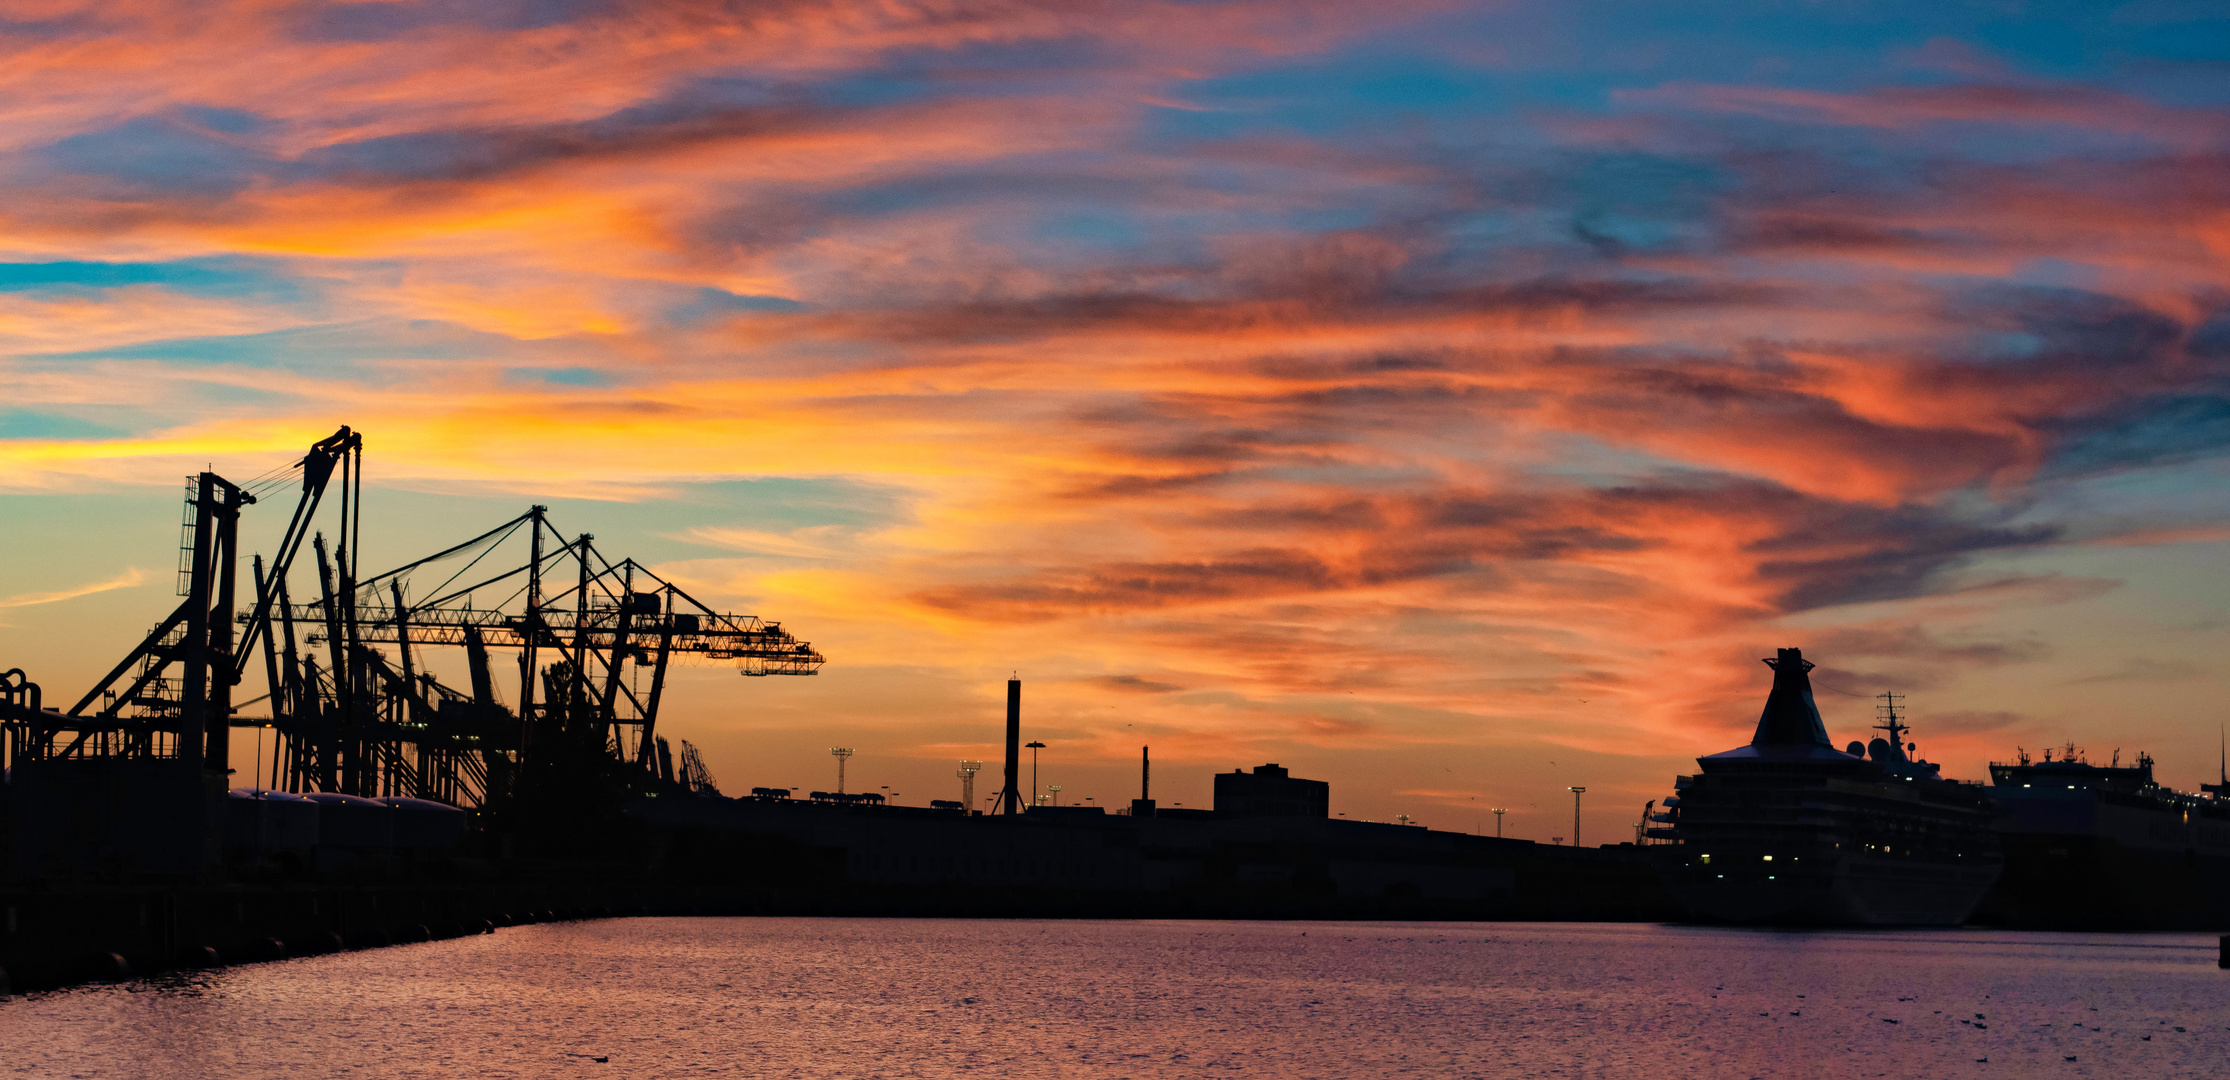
[0,878,658,993]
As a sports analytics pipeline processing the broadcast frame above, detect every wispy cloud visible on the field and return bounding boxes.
[0,568,146,608]
[681,525,868,560]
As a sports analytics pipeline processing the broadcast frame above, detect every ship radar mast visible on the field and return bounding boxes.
[2207,724,2226,799]
[1873,691,1910,750]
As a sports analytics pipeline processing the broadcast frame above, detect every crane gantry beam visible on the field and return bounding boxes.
[274,601,824,675]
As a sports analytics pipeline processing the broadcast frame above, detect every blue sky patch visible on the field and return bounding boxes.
[0,410,130,441]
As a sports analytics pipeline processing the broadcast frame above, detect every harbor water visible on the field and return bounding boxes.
[3,918,2225,1078]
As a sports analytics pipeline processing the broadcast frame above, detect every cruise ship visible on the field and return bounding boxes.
[1974,743,2230,929]
[1648,648,2002,925]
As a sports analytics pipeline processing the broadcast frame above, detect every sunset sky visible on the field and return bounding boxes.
[3,1,2229,841]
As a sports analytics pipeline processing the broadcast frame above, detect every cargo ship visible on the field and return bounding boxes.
[1649,648,2002,925]
[1972,742,2230,929]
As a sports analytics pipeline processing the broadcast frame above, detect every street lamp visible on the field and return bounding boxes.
[831,747,856,794]
[1025,740,1046,808]
[1048,784,1063,807]
[1568,786,1586,848]
[1490,807,1507,838]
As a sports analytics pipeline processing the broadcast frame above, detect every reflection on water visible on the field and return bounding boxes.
[4,919,2225,1078]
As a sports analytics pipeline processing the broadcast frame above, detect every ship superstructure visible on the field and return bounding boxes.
[1649,648,2002,925]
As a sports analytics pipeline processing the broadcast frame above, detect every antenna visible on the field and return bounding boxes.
[1873,691,1909,745]
[831,747,855,794]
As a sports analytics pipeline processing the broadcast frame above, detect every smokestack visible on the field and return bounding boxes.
[1752,647,1831,748]
[1131,743,1156,819]
[1000,678,1022,815]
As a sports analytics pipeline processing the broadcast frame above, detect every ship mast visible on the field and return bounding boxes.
[1873,691,1909,750]
[2205,723,2226,799]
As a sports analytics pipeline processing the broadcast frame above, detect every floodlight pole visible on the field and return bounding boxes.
[958,759,982,813]
[1025,740,1045,808]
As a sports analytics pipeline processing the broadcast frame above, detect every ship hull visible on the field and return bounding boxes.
[1663,855,1999,926]
[1976,834,2230,929]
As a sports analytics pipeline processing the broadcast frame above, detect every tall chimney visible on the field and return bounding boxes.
[1131,743,1156,819]
[1000,678,1022,815]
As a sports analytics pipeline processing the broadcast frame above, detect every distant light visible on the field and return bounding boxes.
[1762,855,1772,862]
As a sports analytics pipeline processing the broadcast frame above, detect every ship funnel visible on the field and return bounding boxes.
[1751,647,1832,748]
